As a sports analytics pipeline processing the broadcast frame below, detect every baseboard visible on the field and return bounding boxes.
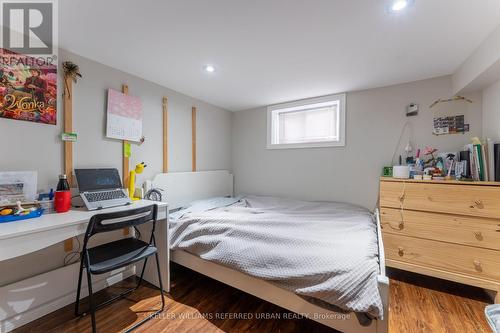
[0,262,135,333]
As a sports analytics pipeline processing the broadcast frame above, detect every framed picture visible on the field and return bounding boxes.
[0,48,57,125]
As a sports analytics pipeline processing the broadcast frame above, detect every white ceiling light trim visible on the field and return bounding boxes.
[391,0,409,11]
[203,64,215,73]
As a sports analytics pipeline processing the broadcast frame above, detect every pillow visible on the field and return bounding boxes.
[169,196,243,220]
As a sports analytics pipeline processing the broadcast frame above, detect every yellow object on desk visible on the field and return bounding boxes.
[0,208,13,216]
[129,162,146,201]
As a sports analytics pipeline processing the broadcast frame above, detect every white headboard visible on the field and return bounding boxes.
[145,170,233,209]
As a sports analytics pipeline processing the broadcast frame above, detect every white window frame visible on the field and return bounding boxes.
[266,93,346,149]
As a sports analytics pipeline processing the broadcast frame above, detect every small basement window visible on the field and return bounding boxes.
[267,93,346,149]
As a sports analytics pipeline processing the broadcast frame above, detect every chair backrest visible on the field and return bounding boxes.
[84,204,158,242]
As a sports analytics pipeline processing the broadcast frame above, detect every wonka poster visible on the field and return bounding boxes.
[0,48,57,125]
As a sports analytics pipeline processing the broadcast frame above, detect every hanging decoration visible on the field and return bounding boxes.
[429,95,473,108]
[62,61,82,98]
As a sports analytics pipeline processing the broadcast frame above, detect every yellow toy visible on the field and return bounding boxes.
[0,208,13,216]
[128,162,147,201]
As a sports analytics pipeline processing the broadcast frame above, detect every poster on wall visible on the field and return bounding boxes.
[433,115,469,135]
[106,88,143,142]
[0,49,57,125]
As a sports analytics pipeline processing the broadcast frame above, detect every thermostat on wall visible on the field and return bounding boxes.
[406,103,419,117]
[406,103,418,117]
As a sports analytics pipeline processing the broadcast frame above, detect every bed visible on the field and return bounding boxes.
[145,170,389,333]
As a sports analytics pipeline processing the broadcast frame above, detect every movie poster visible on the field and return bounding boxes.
[0,48,57,125]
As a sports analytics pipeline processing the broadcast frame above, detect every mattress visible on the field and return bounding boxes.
[169,195,383,319]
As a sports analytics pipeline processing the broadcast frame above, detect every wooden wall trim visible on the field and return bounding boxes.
[163,97,168,173]
[192,106,197,172]
[63,79,74,252]
[122,84,129,188]
[122,84,130,236]
[63,79,73,186]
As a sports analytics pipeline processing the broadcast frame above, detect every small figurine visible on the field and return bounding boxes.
[129,162,147,200]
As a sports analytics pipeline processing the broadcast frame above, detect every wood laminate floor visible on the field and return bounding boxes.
[13,264,493,333]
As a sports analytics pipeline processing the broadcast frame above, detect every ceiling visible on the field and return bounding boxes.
[59,0,500,111]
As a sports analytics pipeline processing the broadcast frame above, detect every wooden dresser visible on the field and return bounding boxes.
[379,177,500,303]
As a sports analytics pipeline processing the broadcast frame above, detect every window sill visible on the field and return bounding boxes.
[266,141,345,149]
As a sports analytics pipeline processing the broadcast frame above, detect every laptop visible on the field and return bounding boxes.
[75,168,132,210]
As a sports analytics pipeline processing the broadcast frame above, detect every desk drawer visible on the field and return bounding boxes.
[380,181,500,218]
[384,233,500,282]
[380,208,500,251]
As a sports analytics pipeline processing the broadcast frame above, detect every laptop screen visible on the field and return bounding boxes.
[75,168,123,192]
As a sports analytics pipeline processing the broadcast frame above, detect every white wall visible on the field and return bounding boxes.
[232,76,482,210]
[0,50,232,286]
[482,79,500,139]
[453,23,500,94]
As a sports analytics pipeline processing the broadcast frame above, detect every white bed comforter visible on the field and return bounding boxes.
[169,195,383,319]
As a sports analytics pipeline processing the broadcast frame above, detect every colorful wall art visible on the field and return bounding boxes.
[0,48,57,125]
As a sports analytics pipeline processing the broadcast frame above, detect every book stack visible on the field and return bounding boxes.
[460,139,500,181]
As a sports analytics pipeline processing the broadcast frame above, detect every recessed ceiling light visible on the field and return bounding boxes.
[203,64,215,73]
[390,0,409,11]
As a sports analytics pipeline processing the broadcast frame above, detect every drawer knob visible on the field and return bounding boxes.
[385,222,404,230]
[470,200,484,209]
[473,260,483,272]
[474,231,483,241]
[398,247,404,257]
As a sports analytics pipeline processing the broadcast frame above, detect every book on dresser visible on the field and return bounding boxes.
[379,177,500,303]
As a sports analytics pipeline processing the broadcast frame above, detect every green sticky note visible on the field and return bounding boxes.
[124,142,131,157]
[61,132,77,142]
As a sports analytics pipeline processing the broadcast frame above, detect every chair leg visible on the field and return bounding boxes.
[123,253,165,333]
[86,270,97,333]
[136,257,148,289]
[155,252,165,311]
[74,257,85,316]
[89,258,150,314]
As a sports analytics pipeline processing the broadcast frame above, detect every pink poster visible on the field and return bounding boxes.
[106,88,143,142]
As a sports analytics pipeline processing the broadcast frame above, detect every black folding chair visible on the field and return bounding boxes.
[75,204,165,333]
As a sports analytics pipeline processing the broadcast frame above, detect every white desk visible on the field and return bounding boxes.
[0,200,169,289]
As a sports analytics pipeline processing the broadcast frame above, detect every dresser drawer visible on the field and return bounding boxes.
[380,180,500,218]
[380,208,500,251]
[384,233,500,282]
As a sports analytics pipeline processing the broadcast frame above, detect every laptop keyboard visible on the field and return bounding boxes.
[85,190,127,202]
